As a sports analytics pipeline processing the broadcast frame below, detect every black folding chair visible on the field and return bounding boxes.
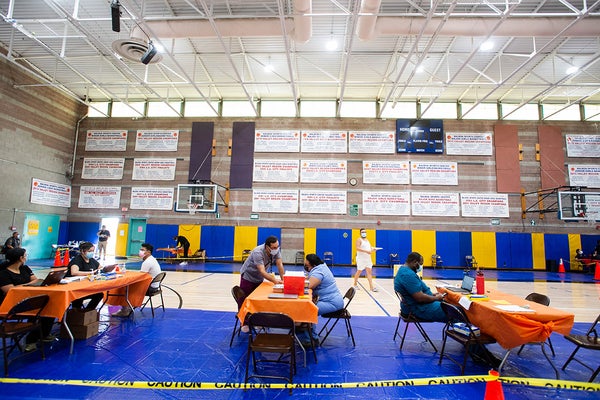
[562,313,600,382]
[318,287,356,346]
[229,285,246,347]
[517,292,556,356]
[393,291,438,352]
[140,272,167,317]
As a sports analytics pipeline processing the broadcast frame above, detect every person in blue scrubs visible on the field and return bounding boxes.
[394,251,447,322]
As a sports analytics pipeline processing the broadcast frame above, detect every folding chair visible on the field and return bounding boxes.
[245,312,296,392]
[318,287,356,346]
[393,291,438,352]
[562,313,600,382]
[438,302,497,375]
[323,251,334,267]
[0,294,50,376]
[294,251,305,266]
[241,249,251,263]
[140,272,167,317]
[229,285,246,347]
[517,293,555,356]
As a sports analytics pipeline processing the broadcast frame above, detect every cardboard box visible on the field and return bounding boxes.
[61,321,99,340]
[283,271,305,295]
[65,309,99,326]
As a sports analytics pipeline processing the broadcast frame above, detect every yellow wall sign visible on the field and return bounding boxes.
[27,220,40,236]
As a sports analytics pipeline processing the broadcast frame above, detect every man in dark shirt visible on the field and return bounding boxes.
[3,232,21,254]
[173,235,190,265]
[97,225,111,260]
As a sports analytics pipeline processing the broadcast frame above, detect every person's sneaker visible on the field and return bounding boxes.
[240,325,250,333]
[111,307,133,318]
[372,287,379,292]
[179,261,188,266]
[353,285,360,291]
[42,333,57,343]
[24,343,37,352]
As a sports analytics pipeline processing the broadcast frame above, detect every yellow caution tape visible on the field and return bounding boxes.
[0,375,598,391]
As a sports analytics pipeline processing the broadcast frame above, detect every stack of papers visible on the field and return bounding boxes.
[495,304,536,313]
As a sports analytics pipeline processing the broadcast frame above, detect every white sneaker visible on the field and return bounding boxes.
[372,287,379,292]
[353,285,359,290]
[179,261,188,265]
[240,325,250,333]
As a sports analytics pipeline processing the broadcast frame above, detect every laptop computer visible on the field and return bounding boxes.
[101,264,117,273]
[446,275,475,294]
[268,293,299,299]
[25,269,67,287]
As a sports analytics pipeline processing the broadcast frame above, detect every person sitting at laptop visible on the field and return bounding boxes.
[66,241,103,312]
[394,252,447,322]
[0,248,55,351]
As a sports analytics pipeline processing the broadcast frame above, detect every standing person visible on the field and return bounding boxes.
[66,241,104,311]
[238,236,285,313]
[112,243,162,317]
[3,232,21,253]
[352,228,378,292]
[97,225,111,261]
[173,235,190,265]
[0,248,55,351]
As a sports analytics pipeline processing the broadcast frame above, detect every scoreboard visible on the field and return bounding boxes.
[396,119,444,154]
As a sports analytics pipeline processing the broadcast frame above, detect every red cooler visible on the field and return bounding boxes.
[283,271,305,295]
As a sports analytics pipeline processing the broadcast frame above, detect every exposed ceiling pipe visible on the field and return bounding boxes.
[130,0,312,43]
[356,0,381,41]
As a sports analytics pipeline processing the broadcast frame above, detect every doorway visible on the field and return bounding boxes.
[100,217,119,259]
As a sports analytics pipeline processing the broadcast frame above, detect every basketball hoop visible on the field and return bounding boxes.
[586,212,598,228]
[187,203,199,215]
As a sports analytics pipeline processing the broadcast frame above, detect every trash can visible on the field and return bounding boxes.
[546,259,557,272]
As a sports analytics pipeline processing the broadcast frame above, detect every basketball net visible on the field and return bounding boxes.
[187,203,199,215]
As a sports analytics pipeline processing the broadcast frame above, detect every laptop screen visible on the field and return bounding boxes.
[461,275,475,291]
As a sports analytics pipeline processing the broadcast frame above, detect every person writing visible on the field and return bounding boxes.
[0,248,55,351]
[173,235,190,265]
[66,241,103,312]
[97,225,111,261]
[112,243,162,318]
[352,228,378,292]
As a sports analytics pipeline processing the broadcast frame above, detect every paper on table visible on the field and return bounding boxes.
[492,299,511,305]
[495,304,536,313]
[458,296,472,310]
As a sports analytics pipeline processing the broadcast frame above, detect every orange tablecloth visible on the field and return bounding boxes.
[238,281,318,324]
[439,288,574,349]
[0,272,152,321]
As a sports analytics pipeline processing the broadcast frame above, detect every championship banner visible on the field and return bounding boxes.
[253,160,299,182]
[130,187,174,210]
[411,161,458,186]
[30,178,71,208]
[568,164,600,188]
[300,190,347,214]
[81,158,125,180]
[411,192,460,216]
[566,134,600,158]
[363,161,410,184]
[85,130,127,151]
[300,160,347,183]
[135,130,179,151]
[348,131,395,154]
[132,158,177,181]
[301,131,347,153]
[252,189,299,213]
[460,193,509,218]
[78,186,121,209]
[362,191,411,216]
[445,132,493,156]
[254,130,300,153]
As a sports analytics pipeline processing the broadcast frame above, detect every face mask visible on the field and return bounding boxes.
[417,263,423,273]
[269,248,279,257]
[16,235,20,239]
[85,251,95,259]
[138,250,146,258]
[360,232,367,238]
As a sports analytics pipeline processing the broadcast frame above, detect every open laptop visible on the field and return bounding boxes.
[101,264,117,273]
[25,269,67,287]
[446,275,475,294]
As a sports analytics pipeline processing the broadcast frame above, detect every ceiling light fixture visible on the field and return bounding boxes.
[141,40,157,65]
[480,40,494,51]
[111,0,121,33]
[326,38,338,51]
[416,65,424,73]
[566,66,579,75]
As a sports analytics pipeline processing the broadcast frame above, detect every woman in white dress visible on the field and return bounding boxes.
[352,228,378,292]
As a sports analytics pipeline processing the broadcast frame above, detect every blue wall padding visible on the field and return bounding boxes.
[458,232,473,267]
[58,221,69,244]
[316,229,353,265]
[509,233,533,269]
[146,224,179,250]
[544,233,571,270]
[201,226,235,261]
[374,230,412,265]
[68,221,100,244]
[258,227,282,247]
[436,231,462,267]
[495,232,512,269]
[581,234,599,256]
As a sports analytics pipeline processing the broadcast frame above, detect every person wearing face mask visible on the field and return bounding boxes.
[393,251,447,322]
[112,243,161,317]
[352,228,378,292]
[0,248,56,351]
[2,231,21,255]
[66,241,104,312]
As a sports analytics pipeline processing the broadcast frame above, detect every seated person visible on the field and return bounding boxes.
[66,241,103,312]
[0,248,55,351]
[593,240,600,260]
[574,249,584,260]
[301,253,344,344]
[394,251,446,322]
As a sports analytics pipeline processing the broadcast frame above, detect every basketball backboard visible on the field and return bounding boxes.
[175,184,218,213]
[557,191,600,221]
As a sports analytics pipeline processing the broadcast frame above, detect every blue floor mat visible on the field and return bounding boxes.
[0,309,596,400]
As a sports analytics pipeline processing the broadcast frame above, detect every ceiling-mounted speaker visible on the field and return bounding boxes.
[141,41,157,65]
[111,0,121,32]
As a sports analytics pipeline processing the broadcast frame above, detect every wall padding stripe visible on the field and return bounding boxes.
[568,233,582,270]
[531,233,546,270]
[304,228,316,256]
[234,226,258,262]
[116,223,128,257]
[472,232,497,268]
[412,230,436,265]
[178,225,201,253]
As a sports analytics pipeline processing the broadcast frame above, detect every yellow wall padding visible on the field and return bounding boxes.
[304,228,316,256]
[531,233,546,270]
[412,230,436,266]
[234,226,258,262]
[471,232,497,268]
[568,233,582,271]
[178,225,201,253]
[115,223,128,257]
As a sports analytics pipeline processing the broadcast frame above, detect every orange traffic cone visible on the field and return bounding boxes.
[484,370,505,400]
[53,250,62,267]
[558,258,566,273]
[62,248,70,266]
[594,261,600,281]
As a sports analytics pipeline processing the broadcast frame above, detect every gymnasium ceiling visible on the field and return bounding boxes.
[1,0,599,118]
